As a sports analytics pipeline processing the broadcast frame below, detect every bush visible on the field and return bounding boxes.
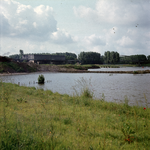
[38,74,45,84]
[133,71,138,74]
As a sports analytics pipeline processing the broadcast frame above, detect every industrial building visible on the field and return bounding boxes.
[22,54,65,64]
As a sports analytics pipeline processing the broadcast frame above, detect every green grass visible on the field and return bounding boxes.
[118,64,150,67]
[58,64,100,70]
[99,65,120,68]
[0,62,37,73]
[99,64,150,68]
[141,63,150,67]
[0,82,150,149]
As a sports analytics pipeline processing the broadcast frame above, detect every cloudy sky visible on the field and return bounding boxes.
[0,0,150,57]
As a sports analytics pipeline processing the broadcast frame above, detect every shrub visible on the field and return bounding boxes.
[133,71,138,74]
[38,74,45,84]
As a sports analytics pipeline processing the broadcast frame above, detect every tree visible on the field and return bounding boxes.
[119,55,147,64]
[38,75,45,84]
[19,50,24,59]
[78,51,101,64]
[147,55,150,63]
[52,52,77,62]
[9,54,20,59]
[104,51,120,64]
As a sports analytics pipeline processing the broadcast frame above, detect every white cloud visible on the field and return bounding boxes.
[1,0,150,56]
[0,0,56,40]
[117,36,135,47]
[0,0,76,45]
[73,6,96,20]
[74,0,150,27]
[73,0,150,55]
[50,29,75,44]
[84,34,106,46]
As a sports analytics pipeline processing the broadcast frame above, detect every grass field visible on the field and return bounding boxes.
[0,81,150,149]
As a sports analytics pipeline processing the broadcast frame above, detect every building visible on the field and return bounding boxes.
[22,54,65,64]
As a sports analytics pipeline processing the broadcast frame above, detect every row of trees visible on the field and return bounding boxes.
[104,51,120,64]
[78,51,120,64]
[9,51,77,62]
[120,55,148,64]
[9,50,24,60]
[78,51,150,64]
[9,50,150,65]
[51,52,77,61]
[78,52,101,64]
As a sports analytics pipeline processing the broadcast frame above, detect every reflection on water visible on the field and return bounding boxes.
[0,72,150,107]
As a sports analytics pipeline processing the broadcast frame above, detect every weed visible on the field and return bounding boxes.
[0,82,150,149]
[82,87,93,98]
[73,77,93,99]
[121,123,135,143]
[64,118,72,125]
[101,93,105,102]
[17,98,27,103]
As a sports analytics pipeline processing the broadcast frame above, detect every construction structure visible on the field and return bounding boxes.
[22,54,65,64]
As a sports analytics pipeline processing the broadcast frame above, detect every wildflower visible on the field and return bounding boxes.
[144,107,146,110]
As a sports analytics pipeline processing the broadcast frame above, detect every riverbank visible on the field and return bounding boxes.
[1,62,150,75]
[0,82,150,149]
[0,67,150,76]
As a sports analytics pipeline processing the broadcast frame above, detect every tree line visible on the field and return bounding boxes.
[9,51,77,62]
[120,55,148,64]
[9,50,150,64]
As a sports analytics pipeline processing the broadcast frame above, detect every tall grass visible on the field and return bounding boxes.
[0,81,150,149]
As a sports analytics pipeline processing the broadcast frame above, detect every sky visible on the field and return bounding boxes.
[0,0,150,57]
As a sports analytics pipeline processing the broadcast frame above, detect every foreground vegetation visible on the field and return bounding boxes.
[0,82,150,149]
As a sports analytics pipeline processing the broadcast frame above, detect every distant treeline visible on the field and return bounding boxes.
[78,51,150,64]
[9,50,150,64]
[9,52,77,62]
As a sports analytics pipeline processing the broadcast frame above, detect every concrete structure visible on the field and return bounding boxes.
[22,54,65,64]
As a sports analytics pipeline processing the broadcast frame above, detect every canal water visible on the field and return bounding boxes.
[0,69,150,107]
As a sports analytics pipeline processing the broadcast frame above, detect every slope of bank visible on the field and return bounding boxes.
[0,82,150,149]
[0,56,37,73]
[0,56,150,75]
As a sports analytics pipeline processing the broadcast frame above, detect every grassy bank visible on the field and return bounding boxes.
[0,82,150,149]
[118,64,150,67]
[58,64,100,70]
[0,61,37,73]
[99,65,120,68]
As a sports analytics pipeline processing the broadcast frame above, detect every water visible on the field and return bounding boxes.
[88,66,150,71]
[0,71,150,107]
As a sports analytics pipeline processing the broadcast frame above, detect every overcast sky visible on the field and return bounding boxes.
[0,0,150,57]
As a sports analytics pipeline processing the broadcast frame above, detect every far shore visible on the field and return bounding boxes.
[0,69,150,76]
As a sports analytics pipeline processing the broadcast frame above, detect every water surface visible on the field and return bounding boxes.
[1,72,150,107]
